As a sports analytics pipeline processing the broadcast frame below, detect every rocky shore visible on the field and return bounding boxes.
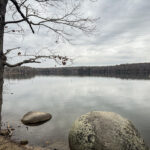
[0,111,149,150]
[0,136,48,150]
[0,136,69,150]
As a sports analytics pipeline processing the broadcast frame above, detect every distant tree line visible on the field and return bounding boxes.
[4,63,150,79]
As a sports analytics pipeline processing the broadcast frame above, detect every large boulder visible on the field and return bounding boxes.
[69,111,149,150]
[21,111,52,125]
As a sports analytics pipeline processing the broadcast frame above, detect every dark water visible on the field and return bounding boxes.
[2,76,150,148]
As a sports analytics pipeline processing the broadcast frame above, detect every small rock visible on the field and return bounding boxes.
[45,141,50,145]
[21,111,52,125]
[0,129,9,136]
[20,140,28,145]
[11,128,15,131]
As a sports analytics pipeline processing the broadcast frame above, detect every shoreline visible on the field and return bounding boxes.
[0,135,51,150]
[0,135,69,150]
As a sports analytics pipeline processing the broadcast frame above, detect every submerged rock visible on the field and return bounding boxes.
[21,111,52,125]
[0,129,9,136]
[69,111,149,150]
[20,140,28,145]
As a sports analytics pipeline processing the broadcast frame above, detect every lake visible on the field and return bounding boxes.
[2,76,150,149]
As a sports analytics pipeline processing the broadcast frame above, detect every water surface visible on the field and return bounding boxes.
[2,76,150,148]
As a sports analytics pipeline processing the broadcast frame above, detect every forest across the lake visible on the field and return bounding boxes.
[4,62,150,80]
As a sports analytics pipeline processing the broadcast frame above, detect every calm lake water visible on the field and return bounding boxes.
[2,76,150,148]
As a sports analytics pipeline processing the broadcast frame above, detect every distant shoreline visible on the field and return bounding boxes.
[4,62,150,80]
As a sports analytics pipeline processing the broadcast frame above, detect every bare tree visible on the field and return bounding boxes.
[0,0,97,124]
[1,0,97,70]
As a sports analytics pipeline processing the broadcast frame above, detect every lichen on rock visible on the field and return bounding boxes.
[69,111,149,150]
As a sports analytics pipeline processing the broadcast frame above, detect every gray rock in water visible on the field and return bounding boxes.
[20,140,28,145]
[21,111,52,125]
[69,111,149,150]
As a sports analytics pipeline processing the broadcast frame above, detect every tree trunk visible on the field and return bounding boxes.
[0,0,8,54]
[0,0,8,129]
[0,65,3,129]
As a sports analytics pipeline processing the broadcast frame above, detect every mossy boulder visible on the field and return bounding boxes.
[69,111,149,150]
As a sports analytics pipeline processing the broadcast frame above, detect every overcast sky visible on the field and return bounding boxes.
[4,0,150,67]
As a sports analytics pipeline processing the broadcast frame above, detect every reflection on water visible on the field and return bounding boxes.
[4,72,150,80]
[2,76,150,147]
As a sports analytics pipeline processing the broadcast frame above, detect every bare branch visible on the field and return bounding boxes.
[4,52,72,67]
[9,0,35,33]
[6,0,97,38]
[4,0,97,67]
[4,47,21,55]
[5,19,26,24]
[4,57,41,67]
[35,0,50,2]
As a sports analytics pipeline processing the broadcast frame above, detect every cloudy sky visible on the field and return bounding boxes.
[4,0,150,67]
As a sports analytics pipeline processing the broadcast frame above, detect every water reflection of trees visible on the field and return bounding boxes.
[4,70,150,81]
[4,73,36,80]
[4,63,150,80]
